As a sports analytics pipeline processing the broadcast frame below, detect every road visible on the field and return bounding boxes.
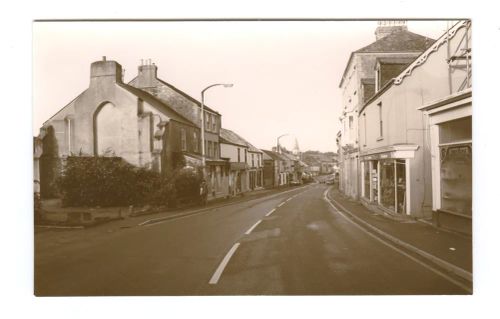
[35,184,468,295]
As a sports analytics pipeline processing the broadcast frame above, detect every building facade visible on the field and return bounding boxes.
[262,149,288,188]
[220,128,250,196]
[338,21,435,200]
[128,60,229,200]
[246,143,264,190]
[35,57,201,198]
[416,21,472,234]
[358,20,471,223]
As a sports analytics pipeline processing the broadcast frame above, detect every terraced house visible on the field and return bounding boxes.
[34,58,230,200]
[337,21,435,200]
[358,20,471,234]
[34,57,203,198]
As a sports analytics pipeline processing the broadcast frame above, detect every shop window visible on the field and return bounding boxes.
[379,159,407,214]
[439,117,472,216]
[396,160,406,214]
[371,161,379,202]
[381,160,395,211]
[363,161,371,199]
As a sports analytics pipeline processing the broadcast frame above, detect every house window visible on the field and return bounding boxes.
[244,149,247,163]
[193,132,198,152]
[363,113,367,146]
[212,114,216,131]
[213,142,218,158]
[181,128,187,151]
[207,141,212,158]
[375,66,381,92]
[378,102,383,138]
[237,148,241,162]
[252,154,255,167]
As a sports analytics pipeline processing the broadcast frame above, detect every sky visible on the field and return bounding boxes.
[33,20,450,152]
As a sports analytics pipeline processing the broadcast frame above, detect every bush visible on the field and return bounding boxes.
[56,156,202,208]
[171,168,202,202]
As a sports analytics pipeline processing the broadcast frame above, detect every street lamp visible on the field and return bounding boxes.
[277,134,289,154]
[200,83,233,169]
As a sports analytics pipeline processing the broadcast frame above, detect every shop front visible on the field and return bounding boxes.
[206,160,230,200]
[419,89,472,234]
[360,145,418,217]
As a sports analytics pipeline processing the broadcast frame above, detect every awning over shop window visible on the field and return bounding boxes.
[361,144,419,160]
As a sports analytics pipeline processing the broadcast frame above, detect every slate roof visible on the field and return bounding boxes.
[220,128,262,153]
[117,83,196,127]
[261,150,288,161]
[355,31,435,53]
[128,76,220,115]
[220,128,248,147]
[339,30,435,88]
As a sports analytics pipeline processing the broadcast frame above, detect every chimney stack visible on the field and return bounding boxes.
[89,57,123,86]
[135,58,158,88]
[375,20,407,40]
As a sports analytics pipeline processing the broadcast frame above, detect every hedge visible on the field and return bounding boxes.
[56,156,201,208]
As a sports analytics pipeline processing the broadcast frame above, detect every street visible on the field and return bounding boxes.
[35,184,469,296]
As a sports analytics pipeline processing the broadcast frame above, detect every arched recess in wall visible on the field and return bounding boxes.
[93,101,123,157]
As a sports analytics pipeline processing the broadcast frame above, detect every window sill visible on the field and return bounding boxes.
[376,136,384,141]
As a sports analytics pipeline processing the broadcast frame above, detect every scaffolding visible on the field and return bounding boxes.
[446,20,472,93]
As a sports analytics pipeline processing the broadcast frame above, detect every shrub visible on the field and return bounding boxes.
[57,157,155,207]
[171,168,202,202]
[56,156,202,208]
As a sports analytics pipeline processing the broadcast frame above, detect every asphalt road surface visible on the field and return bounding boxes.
[35,184,468,295]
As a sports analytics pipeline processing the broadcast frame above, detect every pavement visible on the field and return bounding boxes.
[35,183,472,295]
[36,185,302,231]
[326,186,472,278]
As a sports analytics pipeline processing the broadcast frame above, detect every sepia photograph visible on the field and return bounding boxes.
[31,18,474,297]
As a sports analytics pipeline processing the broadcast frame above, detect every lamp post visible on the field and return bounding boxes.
[277,134,289,154]
[200,83,233,170]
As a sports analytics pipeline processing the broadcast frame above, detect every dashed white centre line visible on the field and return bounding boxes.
[209,243,241,285]
[265,208,276,217]
[245,219,262,235]
[277,201,285,207]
